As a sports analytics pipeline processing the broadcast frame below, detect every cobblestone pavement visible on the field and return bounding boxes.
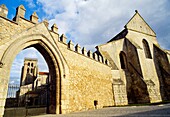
[30,104,170,117]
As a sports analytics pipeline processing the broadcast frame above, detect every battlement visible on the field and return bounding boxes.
[0,4,39,24]
[0,4,109,66]
[64,38,109,65]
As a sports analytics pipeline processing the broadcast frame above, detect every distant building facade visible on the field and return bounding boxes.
[18,58,49,107]
[0,4,170,117]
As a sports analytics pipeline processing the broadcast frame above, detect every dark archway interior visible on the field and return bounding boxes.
[120,51,127,69]
[29,43,59,114]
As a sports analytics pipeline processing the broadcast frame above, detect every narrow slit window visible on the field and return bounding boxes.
[143,39,152,59]
[27,68,29,73]
[120,51,127,69]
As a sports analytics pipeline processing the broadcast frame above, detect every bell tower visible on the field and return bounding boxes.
[20,58,38,86]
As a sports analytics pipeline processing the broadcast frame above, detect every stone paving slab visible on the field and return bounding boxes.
[30,104,170,117]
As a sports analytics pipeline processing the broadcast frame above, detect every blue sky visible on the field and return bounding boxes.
[1,0,170,84]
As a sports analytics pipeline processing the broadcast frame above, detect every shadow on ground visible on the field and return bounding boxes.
[117,106,170,117]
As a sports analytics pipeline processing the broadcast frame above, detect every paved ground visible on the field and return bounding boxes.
[30,104,170,117]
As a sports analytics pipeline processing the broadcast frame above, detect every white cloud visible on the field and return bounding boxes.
[36,0,170,51]
[10,80,15,84]
[24,0,36,8]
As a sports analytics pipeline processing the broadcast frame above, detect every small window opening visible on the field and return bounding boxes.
[31,63,34,67]
[27,68,29,73]
[120,51,127,69]
[143,39,152,59]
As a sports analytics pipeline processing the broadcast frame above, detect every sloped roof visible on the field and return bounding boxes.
[108,29,128,42]
[108,10,156,42]
[125,10,156,36]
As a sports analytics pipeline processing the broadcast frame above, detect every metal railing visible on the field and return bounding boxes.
[6,83,49,108]
[7,84,20,98]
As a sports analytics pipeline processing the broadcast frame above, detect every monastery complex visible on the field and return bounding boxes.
[0,4,170,117]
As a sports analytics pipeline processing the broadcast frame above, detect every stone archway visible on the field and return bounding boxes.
[0,29,67,116]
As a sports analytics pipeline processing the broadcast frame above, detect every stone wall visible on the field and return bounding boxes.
[98,39,128,105]
[126,29,162,103]
[153,45,170,101]
[55,41,114,112]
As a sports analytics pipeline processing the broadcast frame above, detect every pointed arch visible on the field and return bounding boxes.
[0,34,68,114]
[143,39,152,59]
[119,51,127,69]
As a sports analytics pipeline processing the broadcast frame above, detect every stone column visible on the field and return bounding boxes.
[0,67,10,117]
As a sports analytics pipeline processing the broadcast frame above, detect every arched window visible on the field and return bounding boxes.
[31,68,33,73]
[28,62,30,66]
[143,39,152,59]
[27,68,29,73]
[31,63,34,67]
[120,51,127,69]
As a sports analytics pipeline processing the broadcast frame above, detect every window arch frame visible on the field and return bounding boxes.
[28,62,30,66]
[119,51,127,69]
[142,39,152,59]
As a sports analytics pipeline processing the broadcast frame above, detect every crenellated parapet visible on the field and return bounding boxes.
[59,37,110,65]
[43,19,49,27]
[13,5,26,22]
[82,47,87,56]
[75,44,81,53]
[51,23,58,33]
[68,40,74,50]
[87,50,93,58]
[0,4,38,24]
[30,12,38,23]
[0,4,109,66]
[60,34,67,44]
